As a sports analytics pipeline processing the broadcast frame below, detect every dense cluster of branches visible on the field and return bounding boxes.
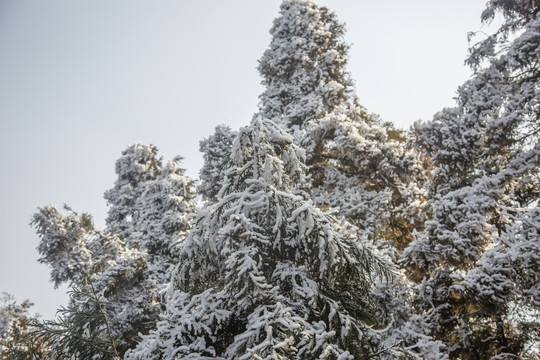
[1,0,538,359]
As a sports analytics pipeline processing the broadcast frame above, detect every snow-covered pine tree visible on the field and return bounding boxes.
[256,1,431,356]
[32,206,156,357]
[104,143,162,243]
[31,144,196,357]
[257,0,426,252]
[198,125,238,203]
[126,117,394,360]
[105,143,195,284]
[131,158,195,284]
[403,0,540,357]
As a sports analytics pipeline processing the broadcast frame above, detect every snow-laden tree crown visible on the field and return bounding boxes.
[126,117,394,359]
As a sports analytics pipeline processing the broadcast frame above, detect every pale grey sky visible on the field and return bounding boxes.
[0,0,490,318]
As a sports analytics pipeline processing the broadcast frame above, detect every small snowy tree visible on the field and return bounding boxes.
[32,205,93,288]
[31,144,196,357]
[131,158,195,284]
[198,125,238,203]
[102,144,196,286]
[104,143,161,243]
[126,117,394,360]
[32,206,157,357]
[105,144,195,284]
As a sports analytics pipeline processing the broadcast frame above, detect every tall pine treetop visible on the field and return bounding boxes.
[258,0,353,137]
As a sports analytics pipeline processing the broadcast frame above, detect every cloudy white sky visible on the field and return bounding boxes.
[0,0,491,318]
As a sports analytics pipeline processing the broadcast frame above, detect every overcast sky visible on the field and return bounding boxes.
[0,0,491,318]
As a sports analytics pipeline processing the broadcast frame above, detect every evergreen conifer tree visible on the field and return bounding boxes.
[403,0,540,357]
[126,117,393,360]
[31,144,196,357]
[32,206,156,357]
[257,0,426,252]
[104,143,195,284]
[257,0,352,145]
[256,1,432,356]
[131,158,195,284]
[104,144,162,243]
